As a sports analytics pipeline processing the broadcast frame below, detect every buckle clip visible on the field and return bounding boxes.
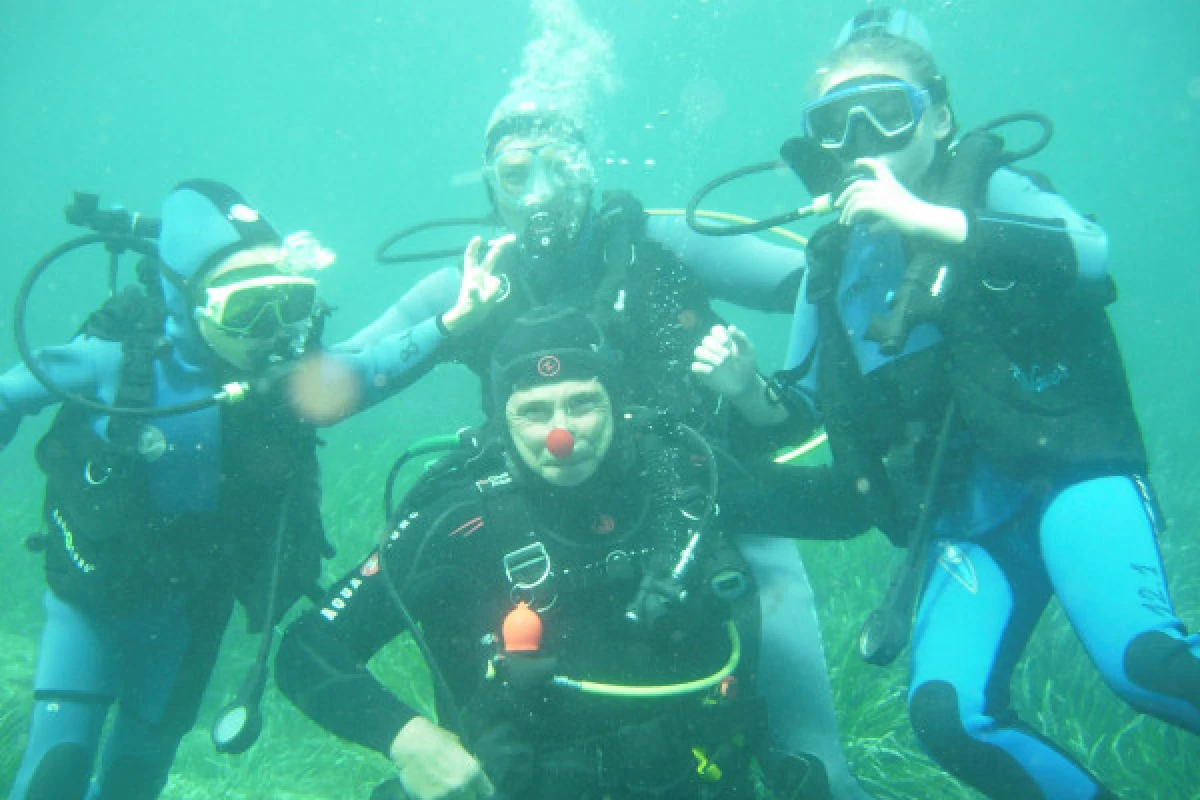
[502,541,556,611]
[503,541,552,590]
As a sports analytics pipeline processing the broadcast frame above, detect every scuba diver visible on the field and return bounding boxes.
[335,87,874,800]
[0,180,358,799]
[690,8,1200,800]
[276,306,832,800]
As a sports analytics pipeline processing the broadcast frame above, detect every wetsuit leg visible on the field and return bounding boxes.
[734,534,872,800]
[86,709,185,800]
[1040,475,1200,729]
[8,698,109,800]
[908,529,1116,799]
[88,589,233,800]
[8,592,118,800]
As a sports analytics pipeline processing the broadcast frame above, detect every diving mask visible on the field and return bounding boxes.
[485,138,596,208]
[196,274,318,337]
[803,78,931,155]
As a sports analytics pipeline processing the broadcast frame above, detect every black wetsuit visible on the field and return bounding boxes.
[276,430,763,799]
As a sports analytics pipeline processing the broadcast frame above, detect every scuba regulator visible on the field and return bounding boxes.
[18,192,248,417]
[685,112,1054,357]
[16,191,335,418]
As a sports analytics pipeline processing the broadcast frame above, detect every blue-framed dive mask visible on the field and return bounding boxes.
[803,78,932,156]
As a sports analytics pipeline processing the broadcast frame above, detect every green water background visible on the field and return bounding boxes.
[1,1,1198,797]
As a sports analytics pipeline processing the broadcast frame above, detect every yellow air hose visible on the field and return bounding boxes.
[646,208,808,248]
[552,620,741,698]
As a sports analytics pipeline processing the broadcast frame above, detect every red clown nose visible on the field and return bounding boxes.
[545,427,575,460]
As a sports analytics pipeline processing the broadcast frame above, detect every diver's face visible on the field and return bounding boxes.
[814,60,953,186]
[486,133,594,243]
[193,245,316,372]
[506,378,614,487]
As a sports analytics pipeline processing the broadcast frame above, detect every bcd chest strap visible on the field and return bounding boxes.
[477,471,655,613]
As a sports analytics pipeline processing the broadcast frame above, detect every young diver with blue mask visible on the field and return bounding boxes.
[0,180,343,800]
[693,8,1200,800]
[334,87,875,800]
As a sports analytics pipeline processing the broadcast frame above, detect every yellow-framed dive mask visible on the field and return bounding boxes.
[196,274,318,338]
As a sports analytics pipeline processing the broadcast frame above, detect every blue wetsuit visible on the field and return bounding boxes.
[0,182,409,800]
[775,164,1199,799]
[329,203,874,800]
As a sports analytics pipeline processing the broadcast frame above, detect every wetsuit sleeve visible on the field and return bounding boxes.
[325,266,462,411]
[720,461,874,541]
[963,168,1110,300]
[338,266,461,350]
[0,336,115,446]
[274,496,468,756]
[645,214,806,313]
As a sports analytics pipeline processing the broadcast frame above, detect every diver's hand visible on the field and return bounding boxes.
[692,324,759,398]
[441,234,514,335]
[389,717,495,800]
[692,325,788,426]
[836,158,968,244]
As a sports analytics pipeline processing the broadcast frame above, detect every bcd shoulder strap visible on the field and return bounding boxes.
[79,286,170,452]
[589,190,645,334]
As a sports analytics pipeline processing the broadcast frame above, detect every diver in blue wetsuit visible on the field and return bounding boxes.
[693,9,1199,800]
[0,180,360,800]
[333,88,874,800]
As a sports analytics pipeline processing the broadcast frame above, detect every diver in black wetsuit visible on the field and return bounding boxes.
[276,307,832,800]
[333,85,872,800]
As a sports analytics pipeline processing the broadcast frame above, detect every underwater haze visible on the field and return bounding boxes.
[1,1,1199,798]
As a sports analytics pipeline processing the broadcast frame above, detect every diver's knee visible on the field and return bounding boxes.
[909,681,973,758]
[1123,630,1200,714]
[17,743,93,800]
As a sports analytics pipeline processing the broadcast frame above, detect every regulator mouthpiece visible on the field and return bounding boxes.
[522,209,568,256]
[545,427,575,460]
